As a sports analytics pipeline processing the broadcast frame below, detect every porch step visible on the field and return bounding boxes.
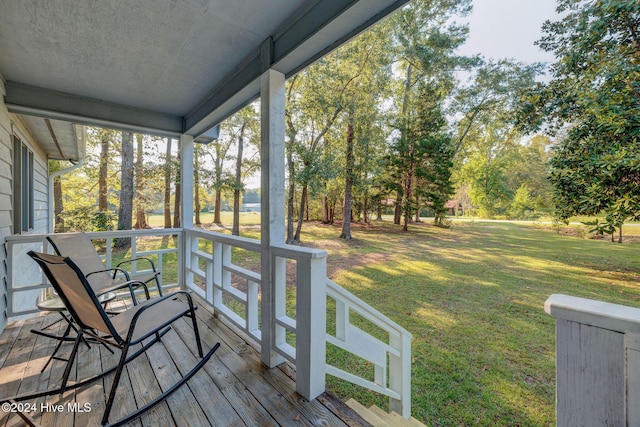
[345,399,426,427]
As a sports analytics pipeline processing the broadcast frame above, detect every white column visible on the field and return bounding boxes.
[260,69,286,367]
[180,134,194,229]
[180,134,194,293]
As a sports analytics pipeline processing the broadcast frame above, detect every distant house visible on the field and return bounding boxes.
[242,202,261,212]
[444,200,463,216]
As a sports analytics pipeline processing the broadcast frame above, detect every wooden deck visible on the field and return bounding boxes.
[0,295,370,427]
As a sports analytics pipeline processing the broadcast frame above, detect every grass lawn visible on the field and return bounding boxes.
[141,214,640,425]
[295,220,640,426]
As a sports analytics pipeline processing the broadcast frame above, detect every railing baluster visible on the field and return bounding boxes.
[6,228,412,419]
[273,256,287,355]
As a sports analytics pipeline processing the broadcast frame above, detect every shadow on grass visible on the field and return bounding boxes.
[317,221,640,426]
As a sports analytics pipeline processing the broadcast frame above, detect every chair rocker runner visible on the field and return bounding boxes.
[47,232,163,304]
[4,251,220,427]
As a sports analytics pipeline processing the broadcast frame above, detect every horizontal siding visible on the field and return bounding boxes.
[0,98,11,332]
[0,160,10,183]
[0,108,53,325]
[33,150,49,235]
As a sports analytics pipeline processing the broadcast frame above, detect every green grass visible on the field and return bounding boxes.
[116,216,640,425]
[147,211,263,228]
[297,220,640,426]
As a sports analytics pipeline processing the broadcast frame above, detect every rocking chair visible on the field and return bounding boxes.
[3,251,219,427]
[47,232,163,304]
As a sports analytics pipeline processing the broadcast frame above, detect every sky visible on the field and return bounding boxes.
[458,0,560,65]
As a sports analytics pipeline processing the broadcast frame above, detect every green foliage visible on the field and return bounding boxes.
[453,58,546,219]
[383,0,471,229]
[518,0,640,236]
[509,184,534,219]
[60,206,115,232]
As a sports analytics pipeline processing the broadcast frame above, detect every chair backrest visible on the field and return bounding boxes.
[47,232,114,293]
[28,251,117,338]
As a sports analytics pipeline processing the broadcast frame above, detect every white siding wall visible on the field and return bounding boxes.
[0,79,11,333]
[0,79,50,331]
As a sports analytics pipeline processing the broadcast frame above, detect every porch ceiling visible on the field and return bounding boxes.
[0,0,408,160]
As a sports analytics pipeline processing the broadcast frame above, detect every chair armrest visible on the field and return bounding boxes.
[117,257,158,273]
[96,279,150,305]
[87,267,131,281]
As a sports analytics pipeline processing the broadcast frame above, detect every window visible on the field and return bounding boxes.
[13,135,34,233]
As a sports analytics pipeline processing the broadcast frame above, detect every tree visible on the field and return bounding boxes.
[164,138,173,228]
[98,129,111,212]
[133,134,151,229]
[517,0,640,241]
[386,0,471,230]
[116,131,134,248]
[173,148,181,228]
[229,107,259,236]
[459,124,515,217]
[339,111,355,239]
[285,52,365,243]
[206,137,234,225]
[194,145,202,226]
[51,160,65,232]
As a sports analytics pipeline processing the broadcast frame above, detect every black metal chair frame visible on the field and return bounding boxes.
[47,232,163,303]
[1,251,219,427]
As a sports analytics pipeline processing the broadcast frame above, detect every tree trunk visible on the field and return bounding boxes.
[293,184,307,243]
[340,116,355,239]
[194,148,201,226]
[394,190,402,225]
[305,195,310,221]
[53,175,64,232]
[286,147,296,243]
[213,188,222,225]
[213,145,223,225]
[403,147,416,232]
[98,131,109,211]
[134,134,150,229]
[414,193,421,223]
[322,187,330,224]
[164,138,172,228]
[232,122,246,236]
[173,149,181,228]
[400,63,413,231]
[116,131,134,248]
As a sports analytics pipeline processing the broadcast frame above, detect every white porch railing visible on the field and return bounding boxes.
[5,229,181,317]
[545,294,640,426]
[326,279,412,417]
[5,227,412,418]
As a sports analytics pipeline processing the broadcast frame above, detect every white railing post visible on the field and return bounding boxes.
[273,255,287,358]
[389,332,412,417]
[325,279,412,419]
[212,241,222,310]
[294,252,327,400]
[545,294,640,426]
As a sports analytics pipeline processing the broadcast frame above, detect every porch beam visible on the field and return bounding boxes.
[4,81,183,137]
[260,68,286,368]
[183,0,410,136]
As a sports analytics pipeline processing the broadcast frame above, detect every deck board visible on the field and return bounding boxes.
[0,295,371,427]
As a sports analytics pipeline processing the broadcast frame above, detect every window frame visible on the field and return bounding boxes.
[12,134,34,234]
